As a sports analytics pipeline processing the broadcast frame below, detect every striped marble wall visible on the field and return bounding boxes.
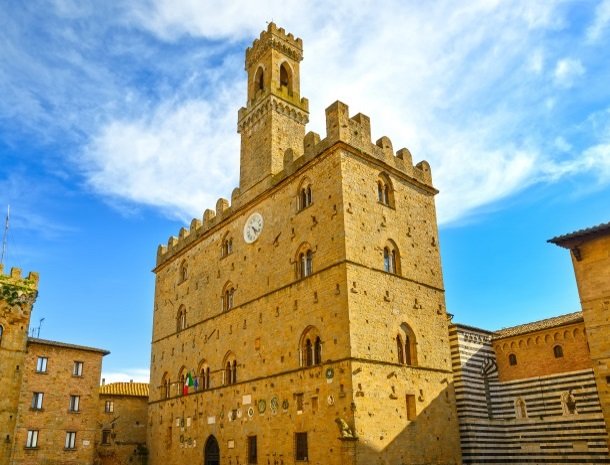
[450,324,610,464]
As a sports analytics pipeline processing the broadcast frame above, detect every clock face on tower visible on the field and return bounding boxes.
[243,212,264,244]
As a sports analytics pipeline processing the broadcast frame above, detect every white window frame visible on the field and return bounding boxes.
[26,430,39,448]
[31,392,44,410]
[73,361,83,377]
[36,356,48,373]
[69,395,80,412]
[105,400,114,413]
[65,431,76,449]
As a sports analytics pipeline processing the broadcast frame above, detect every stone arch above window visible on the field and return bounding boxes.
[221,233,233,258]
[397,323,417,366]
[222,351,237,385]
[508,353,517,366]
[295,243,313,279]
[297,177,313,211]
[279,61,293,94]
[161,372,170,399]
[299,326,322,367]
[178,366,187,396]
[383,240,401,275]
[377,172,395,207]
[178,260,188,283]
[222,282,235,312]
[176,305,187,332]
[553,344,564,358]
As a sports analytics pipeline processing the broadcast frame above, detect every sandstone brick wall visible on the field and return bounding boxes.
[493,322,591,382]
[11,340,106,465]
[569,234,610,446]
[98,393,148,465]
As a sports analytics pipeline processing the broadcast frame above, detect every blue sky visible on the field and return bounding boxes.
[1,1,609,382]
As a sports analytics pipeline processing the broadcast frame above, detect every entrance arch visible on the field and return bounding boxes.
[204,435,220,465]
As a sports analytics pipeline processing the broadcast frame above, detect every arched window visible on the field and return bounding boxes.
[255,67,264,92]
[297,178,313,211]
[198,361,210,391]
[179,260,188,283]
[178,368,186,396]
[299,326,321,367]
[396,335,404,364]
[222,282,235,312]
[223,352,237,385]
[0,325,3,347]
[314,337,322,365]
[508,353,517,366]
[176,306,187,332]
[296,245,313,279]
[383,241,401,275]
[397,323,417,366]
[221,235,233,257]
[279,62,293,94]
[377,173,394,207]
[161,372,170,399]
[553,345,564,358]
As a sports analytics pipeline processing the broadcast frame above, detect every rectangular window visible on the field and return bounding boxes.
[295,432,308,461]
[31,392,44,410]
[295,393,304,413]
[247,435,257,464]
[36,357,48,373]
[26,430,39,448]
[101,430,111,445]
[69,395,80,412]
[65,431,76,450]
[73,361,83,376]
[406,394,416,421]
[105,400,114,413]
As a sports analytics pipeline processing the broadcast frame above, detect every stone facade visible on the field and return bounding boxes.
[549,222,610,448]
[149,23,462,465]
[0,265,38,465]
[11,338,108,465]
[98,382,149,465]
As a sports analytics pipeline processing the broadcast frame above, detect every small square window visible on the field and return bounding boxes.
[36,357,48,373]
[105,400,114,413]
[73,361,83,377]
[69,395,80,412]
[65,431,76,450]
[295,432,308,461]
[26,430,39,448]
[31,392,44,410]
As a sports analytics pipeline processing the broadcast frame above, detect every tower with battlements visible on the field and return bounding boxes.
[148,23,461,465]
[0,265,38,465]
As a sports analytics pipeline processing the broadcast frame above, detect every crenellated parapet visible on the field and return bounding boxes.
[245,22,303,70]
[0,264,39,309]
[158,100,436,268]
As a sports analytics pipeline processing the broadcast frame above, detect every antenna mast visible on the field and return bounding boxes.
[1,205,8,265]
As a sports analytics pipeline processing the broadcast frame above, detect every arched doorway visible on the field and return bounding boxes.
[204,435,220,465]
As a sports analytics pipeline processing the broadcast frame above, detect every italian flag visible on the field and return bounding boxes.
[184,371,194,395]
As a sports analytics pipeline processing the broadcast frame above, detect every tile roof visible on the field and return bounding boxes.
[99,382,149,397]
[548,221,610,247]
[493,311,583,339]
[28,337,110,355]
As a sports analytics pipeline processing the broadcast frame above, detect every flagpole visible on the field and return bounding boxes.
[1,205,8,265]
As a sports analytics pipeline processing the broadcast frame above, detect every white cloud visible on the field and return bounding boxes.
[102,368,150,384]
[553,58,585,88]
[587,0,610,42]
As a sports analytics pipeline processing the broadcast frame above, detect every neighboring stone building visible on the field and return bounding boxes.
[98,381,149,465]
[148,23,462,465]
[549,221,610,449]
[11,338,109,465]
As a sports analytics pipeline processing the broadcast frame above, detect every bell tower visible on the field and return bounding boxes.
[237,22,309,194]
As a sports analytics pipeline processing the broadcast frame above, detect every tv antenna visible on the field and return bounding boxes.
[1,205,8,265]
